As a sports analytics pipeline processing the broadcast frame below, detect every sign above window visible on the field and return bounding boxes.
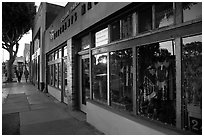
[95,28,108,47]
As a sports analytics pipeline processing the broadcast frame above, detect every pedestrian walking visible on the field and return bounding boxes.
[24,68,29,83]
[14,67,20,82]
[18,67,23,83]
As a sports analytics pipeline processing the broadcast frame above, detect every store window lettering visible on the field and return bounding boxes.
[137,41,176,125]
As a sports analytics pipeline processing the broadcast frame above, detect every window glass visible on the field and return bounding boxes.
[59,63,62,89]
[155,3,174,28]
[183,3,202,22]
[137,41,176,125]
[95,28,108,47]
[51,53,54,61]
[182,35,202,134]
[55,50,59,59]
[138,5,152,33]
[51,65,54,86]
[82,58,90,104]
[81,35,90,50]
[64,58,68,97]
[48,55,52,62]
[64,46,67,57]
[121,14,133,39]
[110,20,120,42]
[110,49,133,112]
[59,49,62,58]
[92,53,108,103]
[55,64,58,87]
[48,65,50,85]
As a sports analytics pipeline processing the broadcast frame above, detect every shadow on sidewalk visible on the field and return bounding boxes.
[2,112,20,135]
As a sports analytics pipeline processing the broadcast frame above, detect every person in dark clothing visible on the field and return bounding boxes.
[14,68,19,82]
[18,68,23,83]
[24,69,29,83]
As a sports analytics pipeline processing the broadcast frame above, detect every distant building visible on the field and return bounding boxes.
[24,43,30,70]
[31,2,64,90]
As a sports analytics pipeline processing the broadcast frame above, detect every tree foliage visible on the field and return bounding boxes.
[2,2,36,82]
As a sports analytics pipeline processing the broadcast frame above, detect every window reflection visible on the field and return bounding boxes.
[137,41,176,125]
[155,3,174,28]
[92,53,108,103]
[59,63,62,89]
[110,49,133,111]
[121,14,133,39]
[183,3,202,22]
[138,5,152,33]
[81,35,90,50]
[64,58,68,97]
[82,58,90,105]
[55,64,58,87]
[110,20,120,42]
[182,35,202,134]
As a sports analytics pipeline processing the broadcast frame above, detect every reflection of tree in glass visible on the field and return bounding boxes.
[183,2,198,10]
[183,41,202,106]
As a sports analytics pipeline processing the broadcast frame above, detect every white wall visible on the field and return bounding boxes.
[48,86,61,102]
[87,102,181,135]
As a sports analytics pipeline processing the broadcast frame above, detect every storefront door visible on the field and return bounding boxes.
[80,55,90,113]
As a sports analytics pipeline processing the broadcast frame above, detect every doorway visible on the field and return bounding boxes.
[79,55,90,113]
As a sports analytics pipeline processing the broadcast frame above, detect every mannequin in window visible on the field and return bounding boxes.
[155,59,169,101]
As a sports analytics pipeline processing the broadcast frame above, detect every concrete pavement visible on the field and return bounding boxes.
[2,81,104,135]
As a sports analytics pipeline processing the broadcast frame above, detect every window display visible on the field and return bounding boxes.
[137,41,176,125]
[155,3,173,28]
[110,49,133,111]
[92,53,108,103]
[59,63,62,89]
[138,5,152,33]
[182,35,202,134]
[121,14,133,39]
[183,3,202,22]
[110,20,120,42]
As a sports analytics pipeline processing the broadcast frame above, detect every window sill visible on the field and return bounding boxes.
[87,99,194,135]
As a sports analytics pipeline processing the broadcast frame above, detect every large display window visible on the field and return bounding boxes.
[110,48,133,112]
[182,35,202,134]
[137,41,176,125]
[155,3,174,28]
[92,53,108,103]
[138,4,152,33]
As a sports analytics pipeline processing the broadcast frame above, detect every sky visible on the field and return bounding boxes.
[2,2,67,63]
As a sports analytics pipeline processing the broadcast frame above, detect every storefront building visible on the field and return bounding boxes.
[31,2,64,90]
[43,2,202,134]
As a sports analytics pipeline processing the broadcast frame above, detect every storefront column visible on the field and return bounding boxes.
[175,37,182,129]
[133,47,137,115]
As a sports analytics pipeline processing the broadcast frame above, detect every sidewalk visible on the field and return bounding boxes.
[2,81,104,135]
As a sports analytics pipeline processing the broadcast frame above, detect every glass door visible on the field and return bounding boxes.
[80,55,90,113]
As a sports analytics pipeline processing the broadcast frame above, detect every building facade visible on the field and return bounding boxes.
[31,2,64,90]
[33,2,202,135]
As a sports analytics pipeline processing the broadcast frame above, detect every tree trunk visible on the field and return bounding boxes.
[7,49,16,82]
